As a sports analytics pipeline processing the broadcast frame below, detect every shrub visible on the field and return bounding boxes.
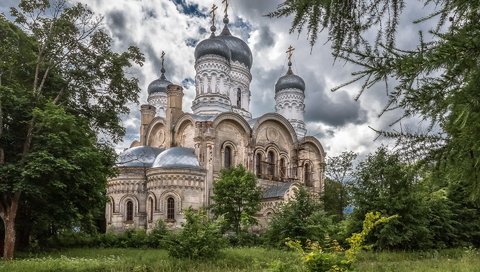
[265,187,337,248]
[146,220,168,248]
[167,208,226,259]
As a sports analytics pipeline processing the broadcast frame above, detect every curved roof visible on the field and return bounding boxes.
[116,146,165,167]
[147,73,172,95]
[275,73,305,93]
[152,147,201,169]
[194,36,231,62]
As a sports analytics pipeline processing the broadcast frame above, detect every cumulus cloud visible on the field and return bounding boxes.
[3,0,438,157]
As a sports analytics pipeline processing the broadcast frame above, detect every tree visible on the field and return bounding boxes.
[211,165,261,234]
[268,0,480,198]
[0,0,143,259]
[350,147,440,250]
[323,151,357,220]
[265,187,335,248]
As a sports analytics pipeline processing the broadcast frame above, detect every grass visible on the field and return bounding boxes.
[0,247,479,271]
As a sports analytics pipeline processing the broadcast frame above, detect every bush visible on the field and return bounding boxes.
[167,208,226,259]
[265,187,337,248]
[226,231,262,247]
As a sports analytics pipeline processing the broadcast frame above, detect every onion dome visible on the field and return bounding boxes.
[194,36,231,61]
[275,62,305,93]
[152,147,201,169]
[147,68,172,95]
[116,146,165,167]
[217,17,252,69]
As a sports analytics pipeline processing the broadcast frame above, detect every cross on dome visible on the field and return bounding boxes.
[222,0,229,18]
[286,45,295,74]
[160,50,166,76]
[210,4,218,35]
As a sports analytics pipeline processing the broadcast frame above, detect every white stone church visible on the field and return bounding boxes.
[106,6,326,232]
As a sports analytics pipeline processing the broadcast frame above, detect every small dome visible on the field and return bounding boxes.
[153,147,201,169]
[147,74,172,95]
[275,72,305,93]
[218,27,252,69]
[194,36,231,62]
[116,146,165,167]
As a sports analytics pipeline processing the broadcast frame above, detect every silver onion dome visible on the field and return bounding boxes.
[275,64,305,93]
[147,72,172,95]
[152,147,201,169]
[116,146,165,167]
[217,22,252,69]
[194,36,232,62]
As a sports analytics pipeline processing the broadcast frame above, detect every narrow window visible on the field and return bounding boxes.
[305,163,311,186]
[149,198,154,222]
[224,146,232,168]
[256,153,262,177]
[280,158,286,179]
[126,200,133,221]
[167,197,175,220]
[237,88,242,108]
[268,151,275,177]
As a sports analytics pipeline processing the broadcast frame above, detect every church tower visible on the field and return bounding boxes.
[275,46,307,138]
[146,51,171,118]
[191,1,252,119]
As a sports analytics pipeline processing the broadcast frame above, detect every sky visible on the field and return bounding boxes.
[0,0,438,159]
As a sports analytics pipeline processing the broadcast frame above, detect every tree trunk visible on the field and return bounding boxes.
[1,193,20,260]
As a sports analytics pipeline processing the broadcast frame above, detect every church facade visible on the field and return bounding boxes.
[106,6,326,232]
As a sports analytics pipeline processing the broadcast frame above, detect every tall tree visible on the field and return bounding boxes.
[0,0,143,259]
[268,0,480,198]
[323,151,357,220]
[211,165,261,234]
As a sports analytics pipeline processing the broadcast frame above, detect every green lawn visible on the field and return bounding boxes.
[0,247,479,272]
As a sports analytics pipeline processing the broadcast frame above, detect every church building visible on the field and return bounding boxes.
[106,3,326,232]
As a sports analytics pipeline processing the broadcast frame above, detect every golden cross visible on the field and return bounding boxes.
[222,0,229,17]
[210,4,218,25]
[286,45,295,63]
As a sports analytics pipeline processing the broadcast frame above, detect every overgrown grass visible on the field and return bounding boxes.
[1,247,478,272]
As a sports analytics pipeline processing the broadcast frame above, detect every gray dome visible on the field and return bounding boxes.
[153,147,201,169]
[194,36,231,62]
[116,146,165,167]
[275,73,305,93]
[147,74,172,95]
[215,24,252,69]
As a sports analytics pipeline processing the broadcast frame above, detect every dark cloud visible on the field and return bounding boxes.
[173,0,206,18]
[303,71,368,127]
[255,26,275,49]
[107,10,130,42]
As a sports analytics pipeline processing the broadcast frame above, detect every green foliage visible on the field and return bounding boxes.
[211,165,261,234]
[323,151,357,221]
[0,0,143,257]
[265,187,336,248]
[281,212,397,272]
[269,0,480,199]
[349,147,480,250]
[166,209,226,259]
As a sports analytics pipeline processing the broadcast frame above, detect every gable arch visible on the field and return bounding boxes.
[212,112,251,135]
[145,117,167,147]
[174,114,196,148]
[252,113,298,145]
[302,136,326,160]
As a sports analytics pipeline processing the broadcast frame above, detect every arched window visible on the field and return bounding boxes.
[305,163,312,187]
[268,151,275,177]
[256,153,262,177]
[126,200,133,221]
[224,146,232,168]
[149,198,154,222]
[280,158,286,179]
[237,88,242,108]
[167,197,175,220]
